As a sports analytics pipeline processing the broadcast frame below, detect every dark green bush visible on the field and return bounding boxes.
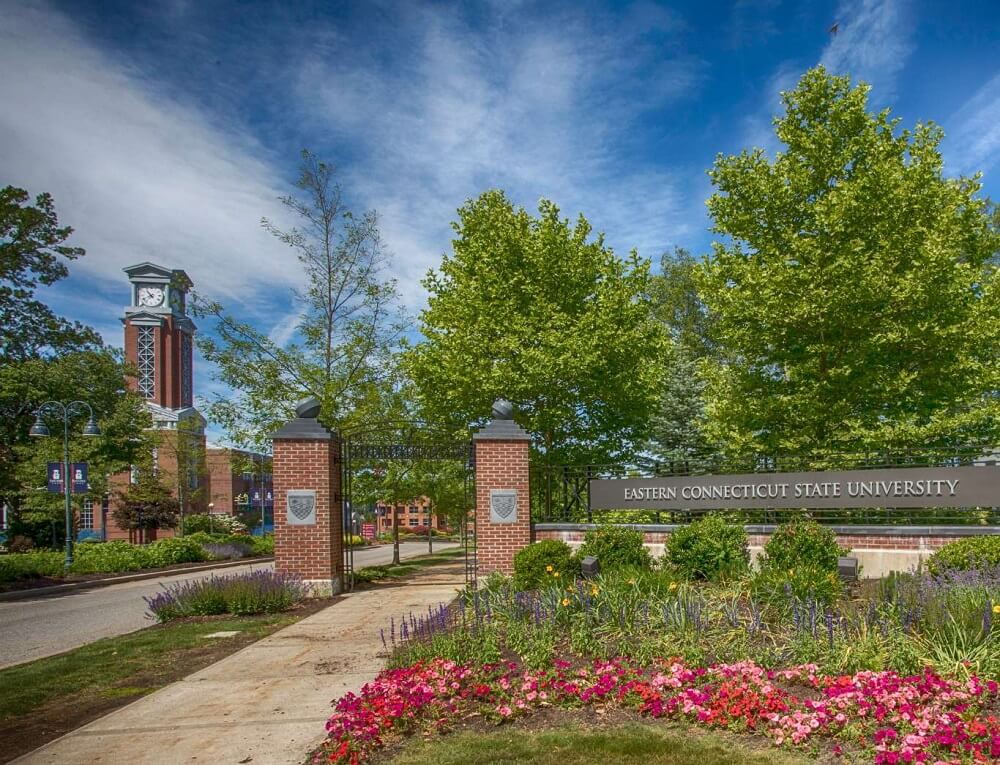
[248,534,274,556]
[926,535,1000,575]
[758,519,845,573]
[665,515,749,581]
[145,537,209,567]
[71,540,149,573]
[0,551,64,582]
[512,539,579,591]
[575,525,651,571]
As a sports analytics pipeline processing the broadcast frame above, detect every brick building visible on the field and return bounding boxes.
[79,262,270,541]
[374,496,448,534]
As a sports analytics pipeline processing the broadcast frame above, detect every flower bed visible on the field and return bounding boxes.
[315,657,1000,765]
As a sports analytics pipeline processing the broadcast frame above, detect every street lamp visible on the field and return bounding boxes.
[29,401,101,569]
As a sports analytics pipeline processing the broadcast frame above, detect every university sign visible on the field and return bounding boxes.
[589,466,1000,510]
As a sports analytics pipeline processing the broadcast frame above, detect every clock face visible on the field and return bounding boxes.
[137,286,164,307]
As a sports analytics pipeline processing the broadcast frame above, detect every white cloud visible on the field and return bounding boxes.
[944,70,1000,176]
[296,3,704,307]
[0,1,299,310]
[820,0,914,98]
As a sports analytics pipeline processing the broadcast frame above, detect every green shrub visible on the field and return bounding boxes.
[575,525,651,571]
[758,519,845,573]
[248,535,274,556]
[0,551,64,582]
[926,536,1000,575]
[181,513,247,535]
[665,515,749,581]
[512,539,580,591]
[343,534,366,546]
[145,537,208,567]
[71,541,149,573]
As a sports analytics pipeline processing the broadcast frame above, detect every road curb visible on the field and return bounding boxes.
[0,557,275,602]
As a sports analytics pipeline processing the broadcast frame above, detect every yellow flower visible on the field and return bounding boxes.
[628,578,636,585]
[561,598,570,607]
[553,571,560,578]
[993,604,1000,615]
[669,582,678,591]
[546,565,553,572]
[591,586,599,596]
[788,569,794,577]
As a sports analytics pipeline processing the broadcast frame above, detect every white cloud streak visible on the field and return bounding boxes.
[820,0,913,98]
[0,1,299,310]
[296,4,704,305]
[945,70,1000,177]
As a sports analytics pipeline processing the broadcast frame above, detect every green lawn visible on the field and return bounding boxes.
[356,546,466,582]
[383,723,821,765]
[0,612,298,721]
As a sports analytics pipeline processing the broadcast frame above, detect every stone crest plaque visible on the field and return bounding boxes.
[490,489,518,524]
[287,490,317,525]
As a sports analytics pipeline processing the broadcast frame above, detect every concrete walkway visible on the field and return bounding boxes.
[15,563,466,765]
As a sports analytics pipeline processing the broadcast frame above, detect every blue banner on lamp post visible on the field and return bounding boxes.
[47,462,64,493]
[71,463,88,494]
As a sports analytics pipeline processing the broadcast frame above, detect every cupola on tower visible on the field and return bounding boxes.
[121,262,204,432]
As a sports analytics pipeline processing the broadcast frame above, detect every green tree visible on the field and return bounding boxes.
[5,350,154,546]
[0,185,102,361]
[697,67,1000,455]
[405,190,668,464]
[195,151,406,447]
[645,249,715,462]
[112,471,180,544]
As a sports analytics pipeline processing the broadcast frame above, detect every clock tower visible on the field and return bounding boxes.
[122,262,200,419]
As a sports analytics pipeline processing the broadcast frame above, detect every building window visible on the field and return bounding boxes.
[80,498,94,529]
[181,332,192,407]
[408,517,419,526]
[137,326,155,398]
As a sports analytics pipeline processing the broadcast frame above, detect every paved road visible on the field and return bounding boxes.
[0,541,458,669]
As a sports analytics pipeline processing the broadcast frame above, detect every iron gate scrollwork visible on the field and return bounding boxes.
[339,422,475,591]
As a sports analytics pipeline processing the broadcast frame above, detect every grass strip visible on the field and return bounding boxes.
[382,722,818,765]
[356,547,466,583]
[0,612,297,722]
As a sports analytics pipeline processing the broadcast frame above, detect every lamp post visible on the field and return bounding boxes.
[207,502,215,534]
[29,401,101,569]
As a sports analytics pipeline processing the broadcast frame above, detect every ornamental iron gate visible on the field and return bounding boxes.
[339,423,475,591]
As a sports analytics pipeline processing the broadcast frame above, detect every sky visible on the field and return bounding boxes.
[3,0,1000,441]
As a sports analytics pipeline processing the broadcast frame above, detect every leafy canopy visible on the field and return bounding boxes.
[0,186,102,361]
[697,67,1000,455]
[405,190,668,464]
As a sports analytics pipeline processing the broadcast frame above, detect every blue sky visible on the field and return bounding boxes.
[3,0,1000,440]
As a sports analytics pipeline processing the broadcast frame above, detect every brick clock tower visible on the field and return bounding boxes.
[114,262,207,539]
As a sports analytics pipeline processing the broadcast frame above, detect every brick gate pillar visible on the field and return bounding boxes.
[473,399,532,576]
[270,398,343,595]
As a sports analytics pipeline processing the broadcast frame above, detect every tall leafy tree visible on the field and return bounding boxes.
[195,151,406,446]
[5,350,154,545]
[405,190,668,464]
[698,67,1000,455]
[645,249,715,462]
[0,185,102,361]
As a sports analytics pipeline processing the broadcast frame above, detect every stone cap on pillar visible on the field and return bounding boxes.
[271,397,333,440]
[473,399,530,441]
